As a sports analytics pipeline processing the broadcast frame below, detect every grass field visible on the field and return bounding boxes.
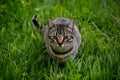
[0,0,120,80]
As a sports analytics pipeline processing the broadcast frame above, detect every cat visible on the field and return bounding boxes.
[32,15,81,62]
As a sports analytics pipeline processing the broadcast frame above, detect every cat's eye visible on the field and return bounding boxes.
[64,36,68,39]
[52,36,57,39]
[70,36,74,39]
[48,36,52,39]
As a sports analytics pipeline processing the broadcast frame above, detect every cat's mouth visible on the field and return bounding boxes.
[50,45,73,54]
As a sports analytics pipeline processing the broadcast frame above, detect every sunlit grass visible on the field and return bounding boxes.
[0,0,120,80]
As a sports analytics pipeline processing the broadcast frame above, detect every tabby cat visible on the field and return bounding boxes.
[32,15,81,62]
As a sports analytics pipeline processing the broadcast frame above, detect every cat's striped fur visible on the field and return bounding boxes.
[32,15,81,62]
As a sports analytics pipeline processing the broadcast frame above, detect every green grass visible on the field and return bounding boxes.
[0,0,120,80]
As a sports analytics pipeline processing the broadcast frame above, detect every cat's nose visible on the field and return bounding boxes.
[57,39,63,46]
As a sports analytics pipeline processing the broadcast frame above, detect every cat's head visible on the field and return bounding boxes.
[47,19,74,47]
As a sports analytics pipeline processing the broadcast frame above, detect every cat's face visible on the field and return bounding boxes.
[47,19,74,53]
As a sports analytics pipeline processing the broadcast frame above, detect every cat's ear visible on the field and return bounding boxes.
[47,19,55,28]
[67,20,74,30]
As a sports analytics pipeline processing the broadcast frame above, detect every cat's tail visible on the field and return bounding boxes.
[32,14,45,35]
